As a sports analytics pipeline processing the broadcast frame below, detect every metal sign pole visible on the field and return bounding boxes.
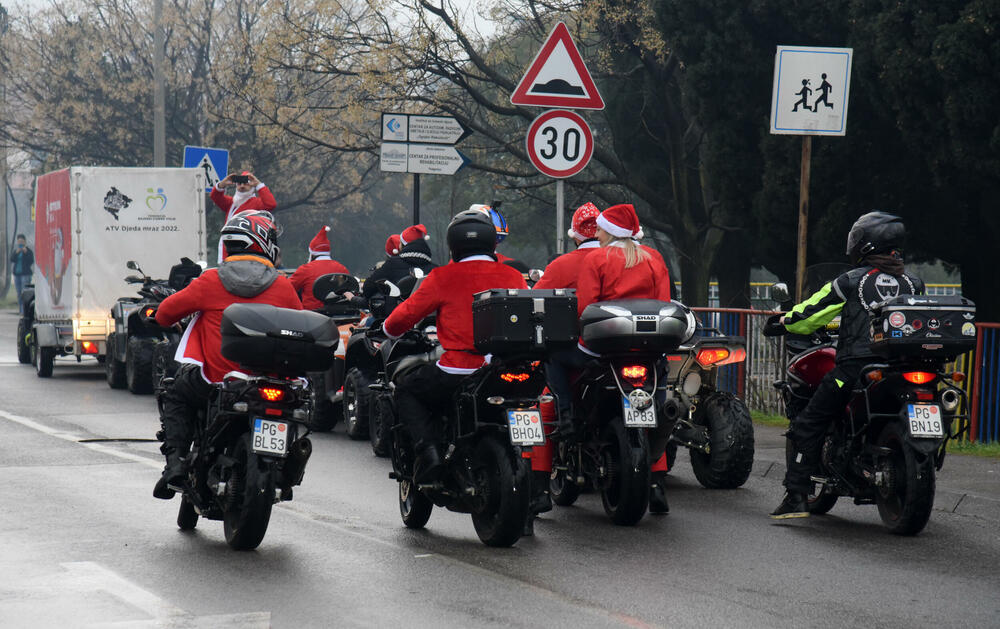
[556,179,565,255]
[795,135,812,301]
[413,172,420,225]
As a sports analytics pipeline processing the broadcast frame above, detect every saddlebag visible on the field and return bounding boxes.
[221,303,339,374]
[472,288,578,356]
[869,295,977,359]
[580,299,696,355]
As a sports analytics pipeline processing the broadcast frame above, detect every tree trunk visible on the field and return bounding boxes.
[714,232,752,309]
[679,256,712,307]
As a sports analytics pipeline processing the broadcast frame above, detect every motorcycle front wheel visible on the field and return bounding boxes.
[223,434,275,550]
[875,423,935,536]
[470,434,530,547]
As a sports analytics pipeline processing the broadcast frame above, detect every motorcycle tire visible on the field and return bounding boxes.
[549,445,581,506]
[343,368,371,440]
[126,336,155,395]
[399,478,433,529]
[875,423,935,536]
[151,341,177,391]
[306,371,338,432]
[689,392,755,489]
[16,317,32,364]
[105,336,127,389]
[33,336,54,378]
[599,419,650,526]
[784,439,839,515]
[369,391,394,458]
[470,434,531,547]
[223,434,275,550]
[177,495,199,531]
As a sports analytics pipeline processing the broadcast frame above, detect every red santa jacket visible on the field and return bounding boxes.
[533,240,600,290]
[577,243,671,317]
[289,258,350,310]
[210,183,278,222]
[156,257,302,382]
[383,256,528,373]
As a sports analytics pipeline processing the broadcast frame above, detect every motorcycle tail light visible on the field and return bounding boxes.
[696,348,730,367]
[500,372,532,383]
[258,386,286,402]
[620,365,648,387]
[915,390,934,401]
[866,370,884,383]
[81,341,99,354]
[902,371,936,385]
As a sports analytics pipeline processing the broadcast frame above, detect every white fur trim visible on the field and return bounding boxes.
[310,253,331,260]
[635,227,644,239]
[578,240,600,249]
[597,213,634,238]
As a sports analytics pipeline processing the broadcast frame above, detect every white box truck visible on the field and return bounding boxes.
[27,167,206,377]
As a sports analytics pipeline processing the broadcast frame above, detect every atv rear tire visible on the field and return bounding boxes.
[689,392,755,489]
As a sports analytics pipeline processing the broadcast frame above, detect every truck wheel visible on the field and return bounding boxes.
[126,336,155,394]
[105,336,127,389]
[16,318,32,364]
[689,392,755,489]
[33,337,54,378]
[343,368,371,440]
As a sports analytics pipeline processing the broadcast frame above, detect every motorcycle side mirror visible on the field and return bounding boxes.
[770,282,790,303]
[126,260,138,270]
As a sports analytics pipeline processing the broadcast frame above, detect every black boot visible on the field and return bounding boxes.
[551,408,577,442]
[770,491,809,519]
[413,442,443,484]
[529,471,552,515]
[649,471,669,514]
[153,443,187,500]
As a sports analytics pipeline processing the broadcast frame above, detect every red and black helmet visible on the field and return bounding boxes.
[220,210,280,263]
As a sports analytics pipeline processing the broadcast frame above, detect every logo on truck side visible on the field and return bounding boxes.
[103,187,133,221]
[146,187,167,213]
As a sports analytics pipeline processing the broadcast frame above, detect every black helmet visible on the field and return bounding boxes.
[845,211,905,264]
[447,209,497,262]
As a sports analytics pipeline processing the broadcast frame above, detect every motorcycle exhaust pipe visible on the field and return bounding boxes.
[661,398,681,421]
[283,437,313,487]
[941,388,960,412]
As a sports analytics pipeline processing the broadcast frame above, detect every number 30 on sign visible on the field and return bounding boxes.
[526,110,594,178]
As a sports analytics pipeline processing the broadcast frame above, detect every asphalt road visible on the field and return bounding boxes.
[1,310,998,628]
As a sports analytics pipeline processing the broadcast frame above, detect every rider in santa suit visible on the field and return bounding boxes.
[289,226,351,310]
[211,171,278,263]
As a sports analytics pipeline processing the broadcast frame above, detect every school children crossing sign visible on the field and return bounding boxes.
[770,46,853,136]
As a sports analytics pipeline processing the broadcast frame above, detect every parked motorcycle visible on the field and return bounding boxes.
[764,290,976,535]
[106,258,202,394]
[548,299,697,525]
[158,302,337,550]
[389,288,576,546]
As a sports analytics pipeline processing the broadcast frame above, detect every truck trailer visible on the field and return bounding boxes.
[27,167,206,377]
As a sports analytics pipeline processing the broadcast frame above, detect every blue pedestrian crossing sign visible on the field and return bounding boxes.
[183,145,229,191]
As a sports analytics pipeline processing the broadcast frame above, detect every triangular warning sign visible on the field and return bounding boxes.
[510,22,605,110]
[197,154,221,189]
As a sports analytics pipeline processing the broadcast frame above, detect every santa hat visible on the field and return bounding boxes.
[597,204,641,238]
[400,223,429,246]
[308,226,331,256]
[568,202,601,240]
[385,234,401,257]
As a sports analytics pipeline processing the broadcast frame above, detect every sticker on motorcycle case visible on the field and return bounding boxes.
[927,318,940,330]
[891,330,903,338]
[882,320,889,333]
[902,325,914,335]
[962,322,976,336]
[911,319,923,330]
[888,311,905,328]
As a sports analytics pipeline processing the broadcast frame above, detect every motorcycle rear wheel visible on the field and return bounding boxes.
[875,423,935,536]
[223,434,274,550]
[470,435,530,547]
[343,368,371,440]
[599,419,649,526]
[550,445,581,506]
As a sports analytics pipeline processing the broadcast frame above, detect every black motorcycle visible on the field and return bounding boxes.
[158,303,337,550]
[107,258,202,394]
[549,299,696,525]
[764,294,976,535]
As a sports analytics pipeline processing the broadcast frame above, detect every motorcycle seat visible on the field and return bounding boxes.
[394,346,444,380]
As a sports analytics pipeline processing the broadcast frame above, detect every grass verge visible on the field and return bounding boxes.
[751,411,788,428]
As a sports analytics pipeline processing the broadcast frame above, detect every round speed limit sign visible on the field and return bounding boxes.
[526,110,594,178]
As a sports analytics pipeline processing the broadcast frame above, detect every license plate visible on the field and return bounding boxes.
[623,396,657,428]
[507,409,545,446]
[252,418,290,455]
[906,404,944,438]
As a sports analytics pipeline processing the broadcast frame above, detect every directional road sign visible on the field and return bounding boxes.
[183,145,229,191]
[510,22,605,110]
[525,110,594,178]
[407,144,469,175]
[381,113,470,145]
[381,113,408,142]
[770,46,853,136]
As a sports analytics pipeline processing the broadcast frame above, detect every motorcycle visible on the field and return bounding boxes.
[157,302,338,550]
[548,299,696,525]
[388,288,575,546]
[305,274,365,432]
[107,258,202,394]
[764,288,976,535]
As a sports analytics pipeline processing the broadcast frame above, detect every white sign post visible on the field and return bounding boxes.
[770,45,853,300]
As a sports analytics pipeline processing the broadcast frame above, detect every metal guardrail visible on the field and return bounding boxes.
[693,308,999,443]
